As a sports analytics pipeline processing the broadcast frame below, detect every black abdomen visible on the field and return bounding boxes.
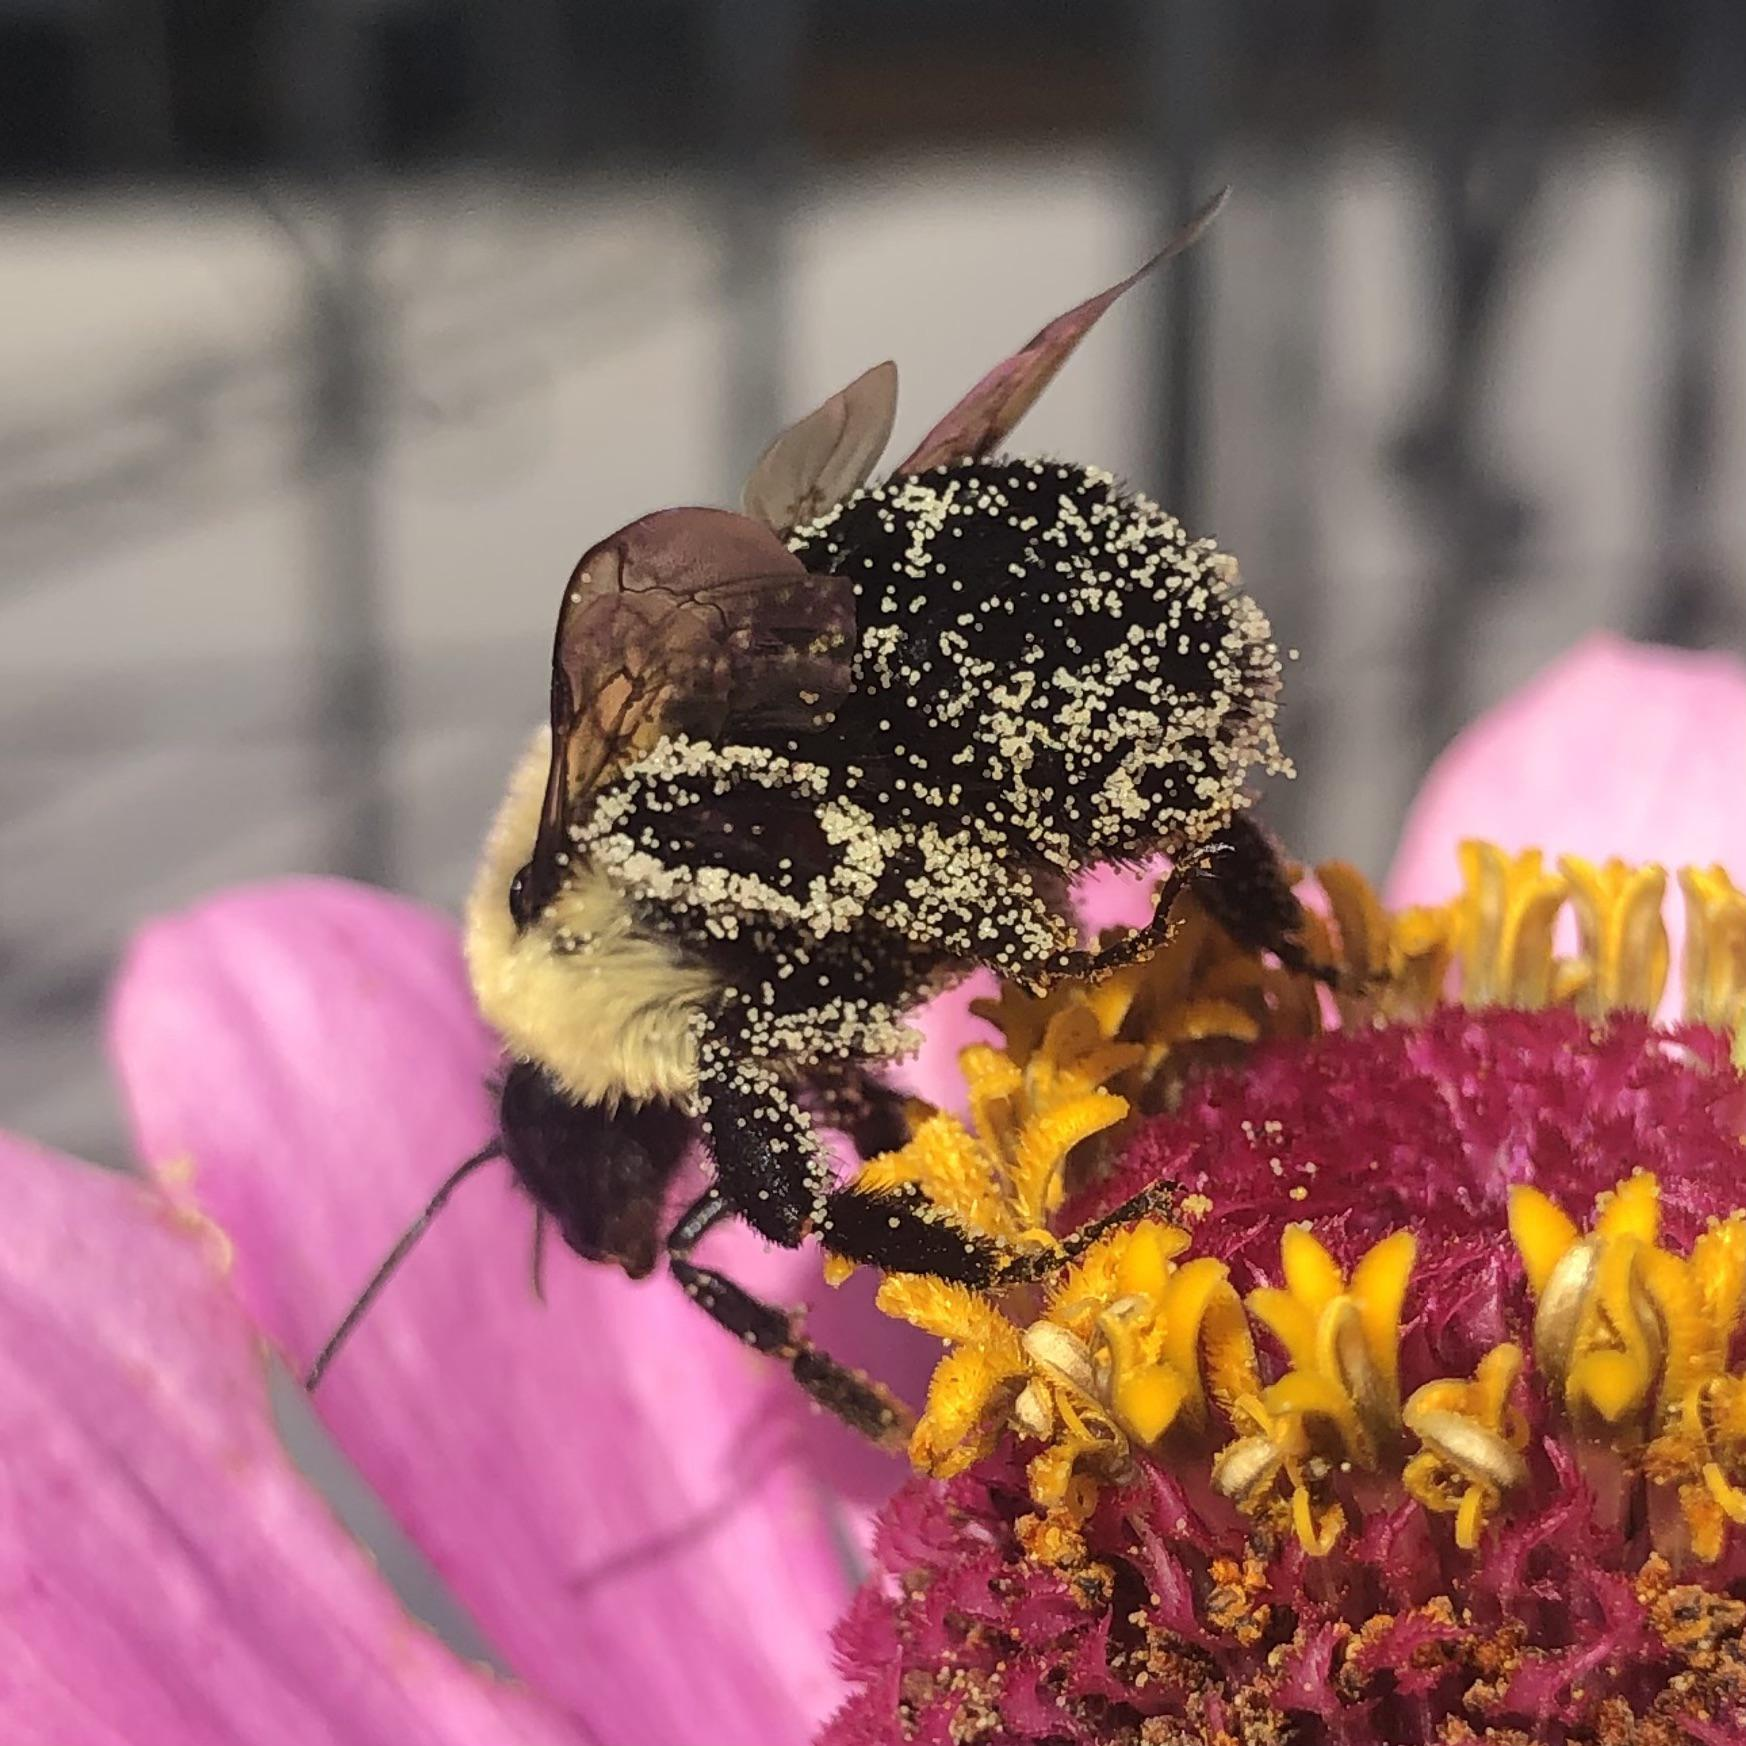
[787,458,1287,874]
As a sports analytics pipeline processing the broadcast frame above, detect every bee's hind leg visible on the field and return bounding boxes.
[1036,852,1207,986]
[678,1040,927,1446]
[1192,813,1350,988]
[665,1186,914,1449]
[1045,817,1350,992]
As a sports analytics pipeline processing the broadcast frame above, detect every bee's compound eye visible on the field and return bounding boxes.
[508,862,536,930]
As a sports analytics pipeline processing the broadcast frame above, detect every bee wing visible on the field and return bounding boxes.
[741,359,899,534]
[527,506,856,904]
[894,186,1230,475]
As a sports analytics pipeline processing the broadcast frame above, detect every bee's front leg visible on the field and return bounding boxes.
[693,1029,1001,1282]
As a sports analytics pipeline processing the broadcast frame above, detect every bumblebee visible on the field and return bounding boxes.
[310,193,1322,1442]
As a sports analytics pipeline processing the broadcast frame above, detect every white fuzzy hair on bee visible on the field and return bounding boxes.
[465,729,718,1110]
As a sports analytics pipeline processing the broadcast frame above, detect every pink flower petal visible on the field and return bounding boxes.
[0,1130,580,1746]
[1072,863,1162,936]
[108,879,864,1746]
[889,977,998,1114]
[1389,632,1746,905]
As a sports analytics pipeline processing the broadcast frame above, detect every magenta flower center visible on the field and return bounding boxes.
[827,850,1746,1744]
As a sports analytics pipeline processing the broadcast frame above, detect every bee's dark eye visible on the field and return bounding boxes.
[508,863,536,930]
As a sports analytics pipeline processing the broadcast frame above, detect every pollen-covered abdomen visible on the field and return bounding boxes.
[787,458,1289,873]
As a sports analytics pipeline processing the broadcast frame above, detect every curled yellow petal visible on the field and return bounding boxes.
[1454,842,1567,1008]
[1681,865,1746,1030]
[1596,1172,1661,1245]
[1248,1286,1320,1375]
[910,1346,1024,1478]
[1351,1229,1416,1399]
[1280,1225,1344,1317]
[877,1274,1023,1363]
[1116,1220,1188,1300]
[1114,1363,1189,1445]
[1560,855,1669,1019]
[1159,1257,1259,1419]
[1509,1184,1580,1297]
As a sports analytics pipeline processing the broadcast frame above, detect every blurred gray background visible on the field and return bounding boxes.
[5,0,1746,1166]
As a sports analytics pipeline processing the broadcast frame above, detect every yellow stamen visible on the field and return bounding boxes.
[1681,866,1746,1035]
[852,843,1746,1574]
[1451,842,1568,1008]
[1214,1386,1347,1556]
[1207,1228,1417,1553]
[1511,1175,1673,1434]
[885,1207,1259,1517]
[1402,1344,1529,1549]
[1515,1173,1746,1559]
[1246,1227,1415,1467]
[1559,856,1669,1019]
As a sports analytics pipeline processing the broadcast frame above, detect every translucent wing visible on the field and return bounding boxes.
[742,359,899,534]
[522,506,856,916]
[895,186,1231,475]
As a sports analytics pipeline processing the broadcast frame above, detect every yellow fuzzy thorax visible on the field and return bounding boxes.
[855,844,1746,1565]
[463,732,719,1107]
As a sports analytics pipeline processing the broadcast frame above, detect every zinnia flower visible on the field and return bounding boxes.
[2,633,1741,1746]
[824,632,1746,1745]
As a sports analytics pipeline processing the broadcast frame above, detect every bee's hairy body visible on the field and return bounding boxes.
[461,452,1313,1447]
[465,732,720,1110]
[469,458,1287,1118]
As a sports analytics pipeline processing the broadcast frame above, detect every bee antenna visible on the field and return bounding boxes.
[305,1140,503,1391]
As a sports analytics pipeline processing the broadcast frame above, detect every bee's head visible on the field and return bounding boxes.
[497,1061,692,1278]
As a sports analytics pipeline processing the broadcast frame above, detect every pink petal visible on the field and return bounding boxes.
[1390,632,1746,900]
[1387,633,1746,998]
[108,879,868,1746]
[1071,863,1161,936]
[889,976,998,1114]
[0,1130,580,1746]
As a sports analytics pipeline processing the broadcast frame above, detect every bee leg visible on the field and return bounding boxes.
[1036,852,1208,985]
[991,1177,1181,1281]
[696,1047,834,1247]
[818,1173,1179,1287]
[1192,812,1346,986]
[816,1180,1008,1285]
[697,1042,1004,1288]
[665,1187,914,1449]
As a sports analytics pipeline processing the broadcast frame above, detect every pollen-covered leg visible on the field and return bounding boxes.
[818,1180,1009,1286]
[818,1175,1177,1287]
[666,1189,913,1448]
[695,1044,830,1246]
[698,1037,1009,1278]
[1034,853,1207,988]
